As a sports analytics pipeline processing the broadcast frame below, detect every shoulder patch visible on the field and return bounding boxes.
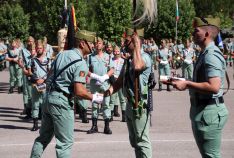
[79,71,85,77]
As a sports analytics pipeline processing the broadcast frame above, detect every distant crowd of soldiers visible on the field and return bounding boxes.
[0,35,233,132]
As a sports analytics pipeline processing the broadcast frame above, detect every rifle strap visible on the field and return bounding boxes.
[33,58,48,74]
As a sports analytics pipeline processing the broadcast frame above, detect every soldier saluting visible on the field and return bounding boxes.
[105,28,152,158]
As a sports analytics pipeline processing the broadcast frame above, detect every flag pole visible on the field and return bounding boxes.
[175,0,178,43]
[65,0,67,9]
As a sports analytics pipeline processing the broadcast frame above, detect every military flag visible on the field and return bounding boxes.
[176,0,179,22]
[66,5,77,50]
[216,32,224,49]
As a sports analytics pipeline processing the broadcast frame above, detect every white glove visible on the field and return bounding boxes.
[184,59,192,64]
[92,92,103,104]
[90,73,102,80]
[99,74,109,83]
[95,81,102,86]
[160,60,168,65]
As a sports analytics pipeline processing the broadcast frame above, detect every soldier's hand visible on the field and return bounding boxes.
[99,74,109,83]
[171,80,188,91]
[92,92,103,104]
[36,79,44,84]
[104,86,113,97]
[132,34,141,51]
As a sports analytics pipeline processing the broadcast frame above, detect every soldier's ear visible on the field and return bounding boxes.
[79,41,86,48]
[205,32,209,37]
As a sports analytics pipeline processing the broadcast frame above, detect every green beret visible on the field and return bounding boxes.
[193,17,220,28]
[75,30,96,43]
[125,28,144,37]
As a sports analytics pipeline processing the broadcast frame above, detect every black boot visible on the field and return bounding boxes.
[110,111,114,122]
[38,108,42,120]
[8,87,14,94]
[18,86,23,94]
[114,105,120,117]
[104,119,112,134]
[23,108,32,120]
[20,107,26,115]
[121,110,126,122]
[31,118,39,131]
[87,118,98,134]
[158,85,162,91]
[82,109,89,123]
[167,85,171,91]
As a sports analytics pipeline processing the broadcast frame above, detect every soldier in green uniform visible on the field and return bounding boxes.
[30,30,103,158]
[181,39,195,80]
[109,46,126,122]
[74,96,89,123]
[87,37,114,134]
[105,28,152,158]
[156,39,172,91]
[27,40,50,131]
[6,40,23,94]
[171,17,228,158]
[18,37,36,119]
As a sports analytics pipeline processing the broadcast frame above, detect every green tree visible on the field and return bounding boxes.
[21,0,63,44]
[193,0,233,30]
[21,0,89,44]
[96,0,132,43]
[0,2,29,40]
[146,0,195,42]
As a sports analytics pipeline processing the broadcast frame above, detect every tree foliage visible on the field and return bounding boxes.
[193,0,233,29]
[0,2,29,40]
[96,0,132,43]
[21,0,63,44]
[146,0,195,42]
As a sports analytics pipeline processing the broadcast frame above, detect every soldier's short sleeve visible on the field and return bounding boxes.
[74,61,88,84]
[27,59,32,69]
[18,50,22,59]
[205,53,223,78]
[156,49,159,57]
[142,53,151,68]
[168,49,172,57]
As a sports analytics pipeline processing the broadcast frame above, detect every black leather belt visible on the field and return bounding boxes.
[52,88,72,98]
[197,97,224,106]
[51,88,74,107]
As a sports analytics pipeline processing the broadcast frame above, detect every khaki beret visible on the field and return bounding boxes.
[125,28,144,37]
[75,30,96,43]
[193,17,220,28]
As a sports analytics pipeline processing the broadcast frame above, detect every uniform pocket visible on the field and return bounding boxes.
[202,110,219,126]
[49,104,62,116]
[217,108,228,129]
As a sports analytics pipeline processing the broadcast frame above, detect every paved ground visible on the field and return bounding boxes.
[0,67,234,158]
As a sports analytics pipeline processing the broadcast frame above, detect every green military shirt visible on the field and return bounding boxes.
[19,48,31,68]
[28,56,50,80]
[87,52,114,90]
[191,42,226,99]
[157,47,172,61]
[124,49,152,100]
[182,47,195,65]
[48,48,88,95]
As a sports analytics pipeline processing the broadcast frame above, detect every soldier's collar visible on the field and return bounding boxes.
[73,48,83,58]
